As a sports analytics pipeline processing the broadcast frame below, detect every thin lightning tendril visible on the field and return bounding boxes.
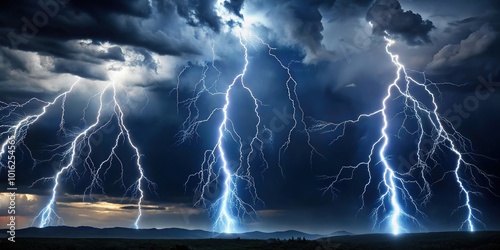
[254,36,324,174]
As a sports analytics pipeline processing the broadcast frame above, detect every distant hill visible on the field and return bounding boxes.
[2,226,352,240]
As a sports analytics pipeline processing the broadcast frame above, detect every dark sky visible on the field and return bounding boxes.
[1,0,500,235]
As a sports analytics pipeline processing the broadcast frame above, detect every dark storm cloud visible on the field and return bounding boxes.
[223,0,245,18]
[326,0,373,20]
[54,195,171,210]
[98,46,125,61]
[0,37,125,80]
[286,0,338,54]
[172,0,222,32]
[250,0,338,62]
[0,0,202,58]
[0,0,232,85]
[121,205,166,211]
[0,47,33,83]
[351,0,373,6]
[447,13,500,32]
[426,11,500,76]
[366,0,434,45]
[0,48,29,72]
[52,59,108,80]
[131,48,159,73]
[490,0,500,10]
[427,24,498,71]
[68,0,152,18]
[47,41,125,64]
[246,0,376,62]
[290,0,330,58]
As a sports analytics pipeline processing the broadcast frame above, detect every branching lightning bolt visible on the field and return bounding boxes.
[181,34,264,234]
[178,8,321,231]
[312,30,496,234]
[0,79,154,229]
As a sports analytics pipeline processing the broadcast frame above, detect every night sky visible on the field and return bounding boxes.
[1,0,500,235]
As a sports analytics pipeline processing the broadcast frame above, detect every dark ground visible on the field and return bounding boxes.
[0,238,321,250]
[1,231,499,249]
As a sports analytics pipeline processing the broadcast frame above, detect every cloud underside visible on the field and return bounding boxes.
[366,0,434,45]
[427,23,499,73]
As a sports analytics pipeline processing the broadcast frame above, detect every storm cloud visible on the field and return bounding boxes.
[366,0,434,45]
[242,0,338,63]
[0,0,204,56]
[427,23,498,72]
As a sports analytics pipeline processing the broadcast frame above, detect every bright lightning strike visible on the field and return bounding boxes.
[179,4,321,232]
[312,31,496,234]
[0,79,154,229]
[182,34,263,234]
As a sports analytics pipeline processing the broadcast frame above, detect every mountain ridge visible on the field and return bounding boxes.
[2,226,352,240]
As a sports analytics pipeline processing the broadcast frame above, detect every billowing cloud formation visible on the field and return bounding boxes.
[366,0,434,45]
[0,0,493,87]
[0,0,373,79]
[223,0,245,18]
[244,0,337,63]
[0,0,220,89]
[427,23,498,72]
[0,0,205,56]
[172,0,221,32]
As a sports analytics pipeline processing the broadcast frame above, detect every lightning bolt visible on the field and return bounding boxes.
[178,18,321,232]
[0,78,154,229]
[213,36,252,232]
[181,33,262,234]
[312,29,496,234]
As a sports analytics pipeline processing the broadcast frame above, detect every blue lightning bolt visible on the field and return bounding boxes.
[0,79,154,229]
[32,82,154,229]
[178,17,322,233]
[182,33,262,234]
[312,28,496,234]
